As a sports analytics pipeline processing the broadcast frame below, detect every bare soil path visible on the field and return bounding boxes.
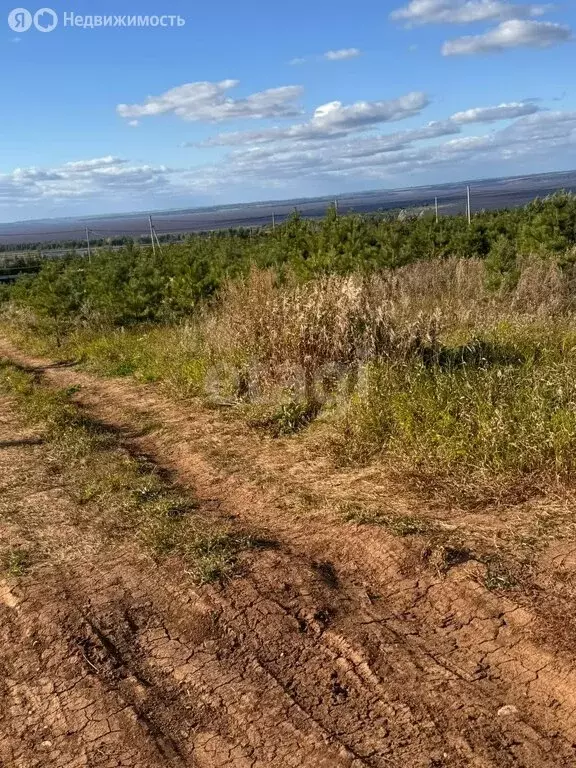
[2,337,576,767]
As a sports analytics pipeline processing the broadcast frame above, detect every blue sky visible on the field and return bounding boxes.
[1,0,575,220]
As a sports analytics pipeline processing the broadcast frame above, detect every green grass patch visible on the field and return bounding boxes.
[335,342,576,501]
[74,326,208,398]
[0,360,249,583]
[1,547,32,577]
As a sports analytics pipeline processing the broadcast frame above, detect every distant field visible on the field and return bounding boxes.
[1,168,575,245]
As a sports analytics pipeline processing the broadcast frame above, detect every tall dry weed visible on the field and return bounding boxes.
[205,269,442,401]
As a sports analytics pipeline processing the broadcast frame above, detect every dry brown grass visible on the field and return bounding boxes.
[207,268,442,402]
[5,256,576,504]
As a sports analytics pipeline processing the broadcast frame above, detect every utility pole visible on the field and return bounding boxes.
[153,225,163,255]
[149,215,156,255]
[434,197,439,224]
[334,199,339,216]
[466,186,472,226]
[272,212,276,230]
[85,226,92,262]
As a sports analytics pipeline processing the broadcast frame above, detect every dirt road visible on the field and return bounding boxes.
[2,339,576,767]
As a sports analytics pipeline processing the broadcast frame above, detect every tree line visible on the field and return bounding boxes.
[4,192,576,327]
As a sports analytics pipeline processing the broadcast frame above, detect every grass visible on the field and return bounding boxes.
[482,557,519,591]
[76,325,208,398]
[334,347,576,504]
[4,257,576,593]
[250,399,321,437]
[5,257,576,506]
[2,547,31,577]
[0,360,251,583]
[340,502,433,536]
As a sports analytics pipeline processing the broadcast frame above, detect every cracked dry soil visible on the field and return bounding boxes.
[2,340,576,767]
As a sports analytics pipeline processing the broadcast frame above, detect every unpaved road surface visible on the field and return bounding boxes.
[2,339,576,767]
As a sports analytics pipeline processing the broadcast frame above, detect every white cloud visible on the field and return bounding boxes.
[214,120,461,171]
[0,157,173,204]
[339,120,462,156]
[200,92,429,146]
[310,93,429,130]
[117,80,303,122]
[443,19,572,54]
[284,120,462,162]
[323,48,362,60]
[4,107,575,212]
[290,48,362,65]
[499,109,576,142]
[63,156,126,171]
[391,0,549,26]
[185,107,576,192]
[450,101,540,122]
[199,95,536,149]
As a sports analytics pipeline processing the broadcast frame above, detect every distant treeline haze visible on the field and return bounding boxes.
[2,193,576,325]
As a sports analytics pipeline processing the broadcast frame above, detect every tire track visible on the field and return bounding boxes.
[2,342,576,765]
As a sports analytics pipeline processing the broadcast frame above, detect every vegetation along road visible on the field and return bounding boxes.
[2,196,576,765]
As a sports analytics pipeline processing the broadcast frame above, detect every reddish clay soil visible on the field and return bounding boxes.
[2,338,576,767]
